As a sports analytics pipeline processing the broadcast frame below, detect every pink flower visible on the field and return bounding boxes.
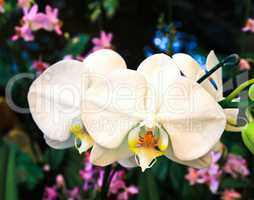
[68,187,80,200]
[0,0,4,13]
[56,174,65,187]
[43,186,58,200]
[18,0,32,9]
[12,23,34,41]
[92,31,113,51]
[110,171,126,194]
[239,58,251,71]
[242,18,254,32]
[221,189,241,200]
[185,152,222,193]
[43,5,62,35]
[12,5,38,41]
[117,186,139,200]
[32,60,49,73]
[12,4,62,41]
[223,153,249,178]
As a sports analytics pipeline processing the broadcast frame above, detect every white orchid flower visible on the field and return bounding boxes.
[172,51,239,131]
[81,51,226,171]
[28,49,127,154]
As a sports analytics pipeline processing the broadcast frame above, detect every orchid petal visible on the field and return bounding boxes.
[84,49,127,86]
[206,51,223,101]
[172,53,221,101]
[82,69,147,148]
[137,54,181,113]
[90,139,132,166]
[135,147,162,172]
[158,77,226,161]
[70,124,93,154]
[118,156,138,168]
[164,142,212,168]
[44,135,75,149]
[28,60,89,143]
[172,53,203,81]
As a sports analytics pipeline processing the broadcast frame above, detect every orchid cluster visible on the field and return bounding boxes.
[43,153,138,200]
[28,48,241,173]
[185,152,249,199]
[185,152,222,193]
[12,4,62,41]
[80,152,138,199]
[43,174,80,200]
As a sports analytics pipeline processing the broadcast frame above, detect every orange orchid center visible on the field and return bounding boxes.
[138,131,159,148]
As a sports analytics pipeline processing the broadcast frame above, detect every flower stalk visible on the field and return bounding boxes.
[197,54,240,84]
[226,79,254,101]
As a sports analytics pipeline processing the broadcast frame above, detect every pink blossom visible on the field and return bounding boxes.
[43,186,58,200]
[18,0,32,9]
[56,174,65,187]
[242,18,254,32]
[0,0,4,13]
[117,186,139,200]
[239,58,251,71]
[92,31,113,51]
[221,189,241,200]
[32,60,49,73]
[110,171,126,194]
[68,187,80,200]
[12,23,34,41]
[185,168,200,185]
[185,152,222,193]
[223,153,249,178]
[43,5,62,35]
[12,4,62,41]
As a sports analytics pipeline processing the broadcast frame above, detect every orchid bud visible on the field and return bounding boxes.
[241,122,254,155]
[249,84,254,101]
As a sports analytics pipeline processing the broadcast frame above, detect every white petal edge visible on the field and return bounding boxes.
[206,50,223,101]
[172,53,202,81]
[84,49,127,87]
[90,139,132,166]
[28,60,89,142]
[158,77,226,160]
[118,156,138,168]
[44,135,75,149]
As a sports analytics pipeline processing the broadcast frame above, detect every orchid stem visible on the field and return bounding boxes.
[226,79,254,101]
[197,54,240,84]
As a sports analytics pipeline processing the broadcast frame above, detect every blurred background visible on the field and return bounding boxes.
[0,0,254,199]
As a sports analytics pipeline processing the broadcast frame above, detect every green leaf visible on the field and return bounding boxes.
[0,140,18,200]
[0,140,9,200]
[5,145,18,200]
[63,149,83,187]
[16,151,44,190]
[103,0,119,17]
[43,148,65,171]
[221,178,249,189]
[169,162,185,193]
[137,171,160,200]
